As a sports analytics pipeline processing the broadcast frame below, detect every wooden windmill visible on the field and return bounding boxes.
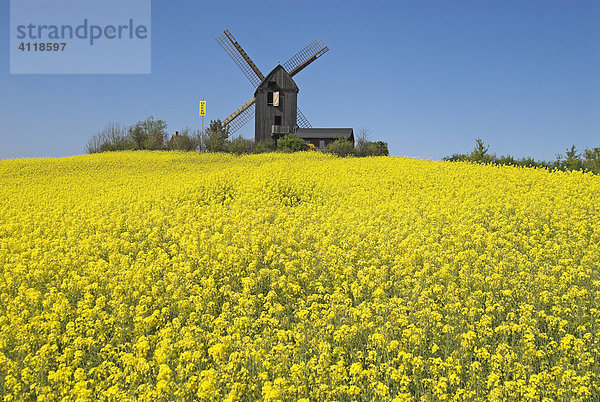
[216,29,329,143]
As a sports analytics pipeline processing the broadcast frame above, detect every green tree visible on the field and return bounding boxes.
[365,141,389,156]
[470,138,491,163]
[276,134,309,153]
[129,126,147,150]
[129,115,168,150]
[202,120,229,152]
[564,145,583,171]
[583,147,600,173]
[326,138,355,157]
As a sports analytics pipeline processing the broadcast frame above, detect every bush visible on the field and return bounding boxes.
[86,134,104,154]
[443,139,600,174]
[254,140,277,154]
[352,129,388,157]
[355,128,370,157]
[277,134,309,153]
[366,141,389,156]
[99,138,135,152]
[443,153,469,162]
[227,135,254,155]
[496,155,517,166]
[168,134,196,151]
[326,138,355,157]
[86,123,134,153]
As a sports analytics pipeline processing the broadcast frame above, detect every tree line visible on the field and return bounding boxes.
[444,138,600,174]
[86,116,389,157]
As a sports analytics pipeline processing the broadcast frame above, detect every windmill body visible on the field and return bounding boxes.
[254,65,299,143]
[216,29,353,148]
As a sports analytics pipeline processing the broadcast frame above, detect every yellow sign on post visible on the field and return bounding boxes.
[199,101,206,116]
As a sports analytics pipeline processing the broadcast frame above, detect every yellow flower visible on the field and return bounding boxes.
[0,151,598,400]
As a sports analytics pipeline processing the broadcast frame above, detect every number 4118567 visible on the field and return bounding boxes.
[18,43,67,52]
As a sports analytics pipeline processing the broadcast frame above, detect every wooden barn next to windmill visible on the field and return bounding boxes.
[216,30,353,148]
[296,128,354,150]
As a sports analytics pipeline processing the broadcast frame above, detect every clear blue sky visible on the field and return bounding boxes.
[1,0,599,160]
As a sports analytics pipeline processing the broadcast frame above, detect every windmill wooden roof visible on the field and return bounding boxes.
[296,128,354,140]
[254,65,298,96]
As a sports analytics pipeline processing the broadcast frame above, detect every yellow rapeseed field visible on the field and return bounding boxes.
[0,151,599,400]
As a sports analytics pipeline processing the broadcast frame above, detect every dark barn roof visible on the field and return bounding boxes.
[296,128,354,140]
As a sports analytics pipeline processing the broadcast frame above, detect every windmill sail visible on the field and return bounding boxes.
[217,30,330,138]
[225,102,311,133]
[216,30,264,88]
[296,108,312,129]
[283,39,329,78]
[224,98,256,134]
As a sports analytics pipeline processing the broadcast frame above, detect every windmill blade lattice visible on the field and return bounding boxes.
[216,29,330,139]
[283,39,329,77]
[216,30,264,88]
[296,108,312,129]
[225,103,255,134]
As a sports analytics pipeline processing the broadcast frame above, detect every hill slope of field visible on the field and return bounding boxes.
[1,152,599,400]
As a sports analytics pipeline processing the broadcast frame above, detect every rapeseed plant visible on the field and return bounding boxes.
[0,151,598,400]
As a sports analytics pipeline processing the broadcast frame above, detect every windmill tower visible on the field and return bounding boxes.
[216,30,329,142]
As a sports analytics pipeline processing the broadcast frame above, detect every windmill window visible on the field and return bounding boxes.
[273,91,280,106]
[267,92,273,106]
[319,140,325,150]
[274,115,282,126]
